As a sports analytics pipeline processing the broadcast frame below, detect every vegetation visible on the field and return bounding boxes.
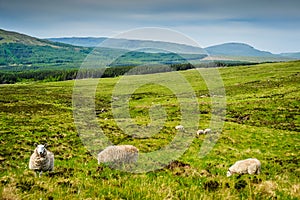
[0,61,261,84]
[0,42,207,84]
[0,61,299,199]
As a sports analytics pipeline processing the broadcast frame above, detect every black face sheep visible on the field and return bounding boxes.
[227,158,261,177]
[29,144,54,177]
[97,145,138,167]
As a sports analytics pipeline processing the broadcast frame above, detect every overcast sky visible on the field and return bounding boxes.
[1,0,300,53]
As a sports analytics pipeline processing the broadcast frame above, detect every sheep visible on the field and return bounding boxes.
[227,158,261,177]
[175,125,184,130]
[97,145,139,167]
[197,129,205,135]
[29,144,54,177]
[197,128,211,135]
[204,128,212,134]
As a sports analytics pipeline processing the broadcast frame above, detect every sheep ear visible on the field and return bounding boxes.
[44,143,48,148]
[34,142,38,146]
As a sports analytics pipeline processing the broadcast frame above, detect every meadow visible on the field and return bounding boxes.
[0,61,299,199]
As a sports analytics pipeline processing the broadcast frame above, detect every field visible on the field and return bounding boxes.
[0,61,299,199]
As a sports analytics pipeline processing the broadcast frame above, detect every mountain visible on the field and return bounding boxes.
[0,29,205,71]
[204,42,275,57]
[0,29,70,48]
[0,28,298,72]
[0,29,94,70]
[47,37,206,54]
[48,37,107,47]
[49,38,295,61]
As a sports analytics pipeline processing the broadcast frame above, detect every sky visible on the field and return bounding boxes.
[0,0,300,53]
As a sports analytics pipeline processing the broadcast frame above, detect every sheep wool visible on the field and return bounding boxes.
[29,144,54,177]
[97,145,138,166]
[227,158,261,177]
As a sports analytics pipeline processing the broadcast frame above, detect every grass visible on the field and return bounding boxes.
[0,61,299,199]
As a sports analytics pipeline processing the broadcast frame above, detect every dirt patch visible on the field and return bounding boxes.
[234,179,247,190]
[166,160,191,170]
[204,180,220,191]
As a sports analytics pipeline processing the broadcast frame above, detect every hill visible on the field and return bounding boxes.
[0,29,92,70]
[0,29,57,47]
[204,42,275,57]
[48,37,107,47]
[0,29,206,73]
[49,37,298,62]
[48,37,206,54]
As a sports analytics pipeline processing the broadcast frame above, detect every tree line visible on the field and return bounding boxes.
[0,61,257,84]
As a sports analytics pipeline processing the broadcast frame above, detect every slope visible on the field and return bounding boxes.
[0,29,91,70]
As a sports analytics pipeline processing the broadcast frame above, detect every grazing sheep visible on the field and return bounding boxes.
[175,125,184,130]
[204,128,212,134]
[227,158,261,177]
[197,129,205,135]
[97,145,138,166]
[29,144,54,177]
[197,128,212,135]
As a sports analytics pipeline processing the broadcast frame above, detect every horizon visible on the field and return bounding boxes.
[1,0,300,54]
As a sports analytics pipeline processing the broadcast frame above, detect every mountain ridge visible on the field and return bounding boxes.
[47,37,300,60]
[1,28,299,68]
[204,42,274,57]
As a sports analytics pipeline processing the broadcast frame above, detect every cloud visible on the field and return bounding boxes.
[0,0,299,52]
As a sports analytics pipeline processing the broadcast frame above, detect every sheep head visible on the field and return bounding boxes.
[35,144,48,157]
[226,170,232,177]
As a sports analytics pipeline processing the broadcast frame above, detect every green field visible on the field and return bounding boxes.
[0,61,299,199]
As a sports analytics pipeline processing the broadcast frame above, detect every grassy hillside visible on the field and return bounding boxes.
[0,29,93,70]
[0,29,56,46]
[0,61,299,199]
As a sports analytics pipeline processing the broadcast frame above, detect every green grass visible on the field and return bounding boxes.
[0,61,299,199]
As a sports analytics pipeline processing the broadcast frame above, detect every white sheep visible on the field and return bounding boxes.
[29,144,54,177]
[227,158,261,177]
[197,128,211,135]
[196,129,205,135]
[175,125,184,130]
[97,145,138,166]
[204,128,212,134]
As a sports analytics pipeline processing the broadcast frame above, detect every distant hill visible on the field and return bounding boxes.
[48,37,107,47]
[0,29,205,71]
[48,38,278,57]
[204,42,275,57]
[48,37,298,62]
[0,28,298,73]
[47,37,206,54]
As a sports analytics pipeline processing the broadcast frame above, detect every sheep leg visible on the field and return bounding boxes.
[256,166,261,174]
[247,164,257,175]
